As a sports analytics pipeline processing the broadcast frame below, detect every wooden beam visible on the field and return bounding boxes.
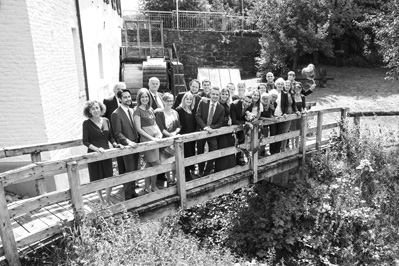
[183,146,239,167]
[80,162,174,195]
[316,111,324,151]
[300,114,308,166]
[258,149,300,166]
[30,152,47,196]
[0,182,21,266]
[258,158,298,182]
[340,107,349,136]
[353,115,360,139]
[0,148,5,159]
[67,162,84,223]
[250,123,259,183]
[8,189,70,220]
[4,139,82,157]
[261,130,300,145]
[186,164,250,190]
[174,139,187,209]
[307,122,339,134]
[347,111,399,117]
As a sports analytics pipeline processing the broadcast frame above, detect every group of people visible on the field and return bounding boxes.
[82,71,316,205]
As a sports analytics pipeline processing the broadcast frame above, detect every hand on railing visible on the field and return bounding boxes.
[127,141,138,148]
[96,147,105,153]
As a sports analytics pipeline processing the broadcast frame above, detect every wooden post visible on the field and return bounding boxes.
[67,161,84,223]
[30,152,47,195]
[316,110,324,151]
[354,115,360,139]
[174,139,187,209]
[250,123,259,183]
[340,108,349,136]
[0,182,21,266]
[299,114,308,165]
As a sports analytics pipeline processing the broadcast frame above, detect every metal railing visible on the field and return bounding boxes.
[123,10,257,31]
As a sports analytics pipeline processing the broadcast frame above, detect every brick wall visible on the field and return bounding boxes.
[0,0,122,194]
[0,0,47,150]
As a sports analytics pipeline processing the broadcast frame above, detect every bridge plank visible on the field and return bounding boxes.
[258,156,300,182]
[258,149,300,166]
[44,202,74,223]
[8,189,70,219]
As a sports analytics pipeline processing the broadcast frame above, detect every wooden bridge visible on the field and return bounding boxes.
[0,107,350,266]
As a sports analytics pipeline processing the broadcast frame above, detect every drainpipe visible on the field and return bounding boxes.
[75,0,89,100]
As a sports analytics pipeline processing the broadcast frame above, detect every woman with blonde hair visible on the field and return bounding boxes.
[155,93,181,186]
[175,92,198,180]
[133,88,163,192]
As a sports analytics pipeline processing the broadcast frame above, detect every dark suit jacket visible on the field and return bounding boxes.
[173,92,201,116]
[230,99,253,125]
[103,96,119,121]
[111,107,138,146]
[149,91,163,110]
[195,100,225,130]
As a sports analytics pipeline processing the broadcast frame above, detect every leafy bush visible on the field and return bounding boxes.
[21,210,251,266]
[179,124,399,265]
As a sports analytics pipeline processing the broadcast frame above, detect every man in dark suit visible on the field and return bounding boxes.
[148,77,164,110]
[230,93,253,165]
[103,82,126,175]
[195,86,225,176]
[111,89,140,200]
[173,79,202,115]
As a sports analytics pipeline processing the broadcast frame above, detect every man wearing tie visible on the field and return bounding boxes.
[148,77,164,111]
[111,89,140,200]
[103,82,127,175]
[195,86,225,176]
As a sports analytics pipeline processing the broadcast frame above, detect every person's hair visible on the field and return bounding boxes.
[268,89,278,98]
[257,83,267,90]
[243,92,253,99]
[287,71,295,76]
[266,72,274,77]
[189,79,201,88]
[219,87,231,104]
[179,92,195,111]
[162,92,174,102]
[113,82,126,91]
[252,89,261,107]
[117,89,131,99]
[227,82,235,88]
[274,77,285,86]
[83,100,106,118]
[149,76,160,83]
[237,82,246,88]
[260,92,269,101]
[211,86,220,92]
[202,79,211,86]
[136,88,152,110]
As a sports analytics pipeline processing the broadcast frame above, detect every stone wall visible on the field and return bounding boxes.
[164,30,261,82]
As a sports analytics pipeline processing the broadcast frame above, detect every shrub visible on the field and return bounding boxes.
[179,124,399,265]
[21,210,250,266]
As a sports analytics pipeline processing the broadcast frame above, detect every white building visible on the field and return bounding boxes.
[0,0,123,194]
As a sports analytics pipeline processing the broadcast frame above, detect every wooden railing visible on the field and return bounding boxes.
[0,107,348,266]
[348,111,399,138]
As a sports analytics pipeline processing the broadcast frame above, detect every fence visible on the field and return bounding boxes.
[0,107,347,265]
[123,10,257,31]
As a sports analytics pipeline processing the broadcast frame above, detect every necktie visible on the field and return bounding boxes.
[207,103,215,126]
[128,109,134,127]
[154,94,159,108]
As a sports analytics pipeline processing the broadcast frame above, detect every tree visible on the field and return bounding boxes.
[139,0,208,11]
[360,0,399,80]
[249,0,363,73]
